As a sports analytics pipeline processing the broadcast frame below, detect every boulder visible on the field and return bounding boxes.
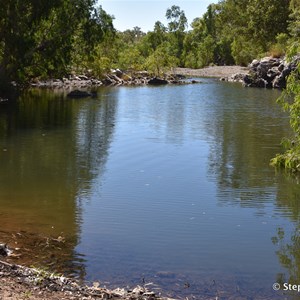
[273,74,287,89]
[102,77,114,85]
[148,77,168,85]
[228,73,246,83]
[267,67,281,81]
[243,73,268,88]
[243,56,300,89]
[77,75,89,80]
[249,59,260,70]
[255,78,268,88]
[113,68,123,78]
[0,244,12,256]
[67,90,96,98]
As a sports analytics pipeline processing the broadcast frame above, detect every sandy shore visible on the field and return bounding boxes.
[173,66,249,78]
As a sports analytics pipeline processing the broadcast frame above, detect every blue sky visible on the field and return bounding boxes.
[99,0,218,32]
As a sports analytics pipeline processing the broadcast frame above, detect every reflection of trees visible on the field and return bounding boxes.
[271,174,300,296]
[0,88,117,277]
[272,224,300,299]
[75,93,117,194]
[143,86,186,144]
[206,85,291,209]
[201,83,300,295]
[274,174,300,221]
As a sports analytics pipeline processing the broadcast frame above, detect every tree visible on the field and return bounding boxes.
[166,5,187,33]
[231,36,262,66]
[119,27,145,45]
[145,43,179,76]
[70,5,116,75]
[206,0,291,65]
[148,21,167,50]
[165,5,187,65]
[0,1,114,95]
[246,0,290,50]
[270,2,300,172]
[118,45,144,71]
[137,22,167,59]
[197,35,216,67]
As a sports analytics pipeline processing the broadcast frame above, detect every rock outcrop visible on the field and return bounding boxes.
[243,56,300,89]
[30,69,196,89]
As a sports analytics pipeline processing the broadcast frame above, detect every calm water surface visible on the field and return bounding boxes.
[1,79,300,299]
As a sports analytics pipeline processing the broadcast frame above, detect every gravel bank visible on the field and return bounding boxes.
[173,66,249,78]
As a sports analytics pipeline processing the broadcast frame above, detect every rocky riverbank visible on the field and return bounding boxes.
[29,65,255,92]
[30,70,198,91]
[24,56,300,93]
[29,59,299,96]
[186,57,300,89]
[242,56,300,89]
[0,259,175,300]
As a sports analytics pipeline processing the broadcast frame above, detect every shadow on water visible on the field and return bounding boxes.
[203,82,300,299]
[0,87,117,280]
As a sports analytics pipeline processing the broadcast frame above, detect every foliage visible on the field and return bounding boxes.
[0,0,298,94]
[166,5,187,33]
[0,0,114,93]
[118,45,144,71]
[271,66,300,172]
[270,3,300,173]
[197,35,216,68]
[71,6,116,74]
[231,36,263,66]
[246,0,290,50]
[165,5,187,66]
[193,0,291,66]
[269,33,289,58]
[120,27,145,44]
[145,43,179,76]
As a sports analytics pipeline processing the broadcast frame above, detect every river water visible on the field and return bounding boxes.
[0,78,300,299]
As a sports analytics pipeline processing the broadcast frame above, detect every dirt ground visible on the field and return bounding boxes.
[0,276,69,300]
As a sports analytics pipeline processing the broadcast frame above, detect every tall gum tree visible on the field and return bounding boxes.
[165,5,187,65]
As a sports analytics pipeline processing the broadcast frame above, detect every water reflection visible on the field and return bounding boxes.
[1,82,300,298]
[70,83,292,298]
[201,82,300,297]
[270,173,300,298]
[0,88,117,277]
[206,83,290,209]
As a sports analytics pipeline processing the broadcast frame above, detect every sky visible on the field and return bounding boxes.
[99,0,218,32]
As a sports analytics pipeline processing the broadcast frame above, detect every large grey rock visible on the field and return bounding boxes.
[244,56,300,89]
[67,90,96,98]
[229,73,246,82]
[243,73,268,88]
[148,77,168,85]
[0,244,12,256]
